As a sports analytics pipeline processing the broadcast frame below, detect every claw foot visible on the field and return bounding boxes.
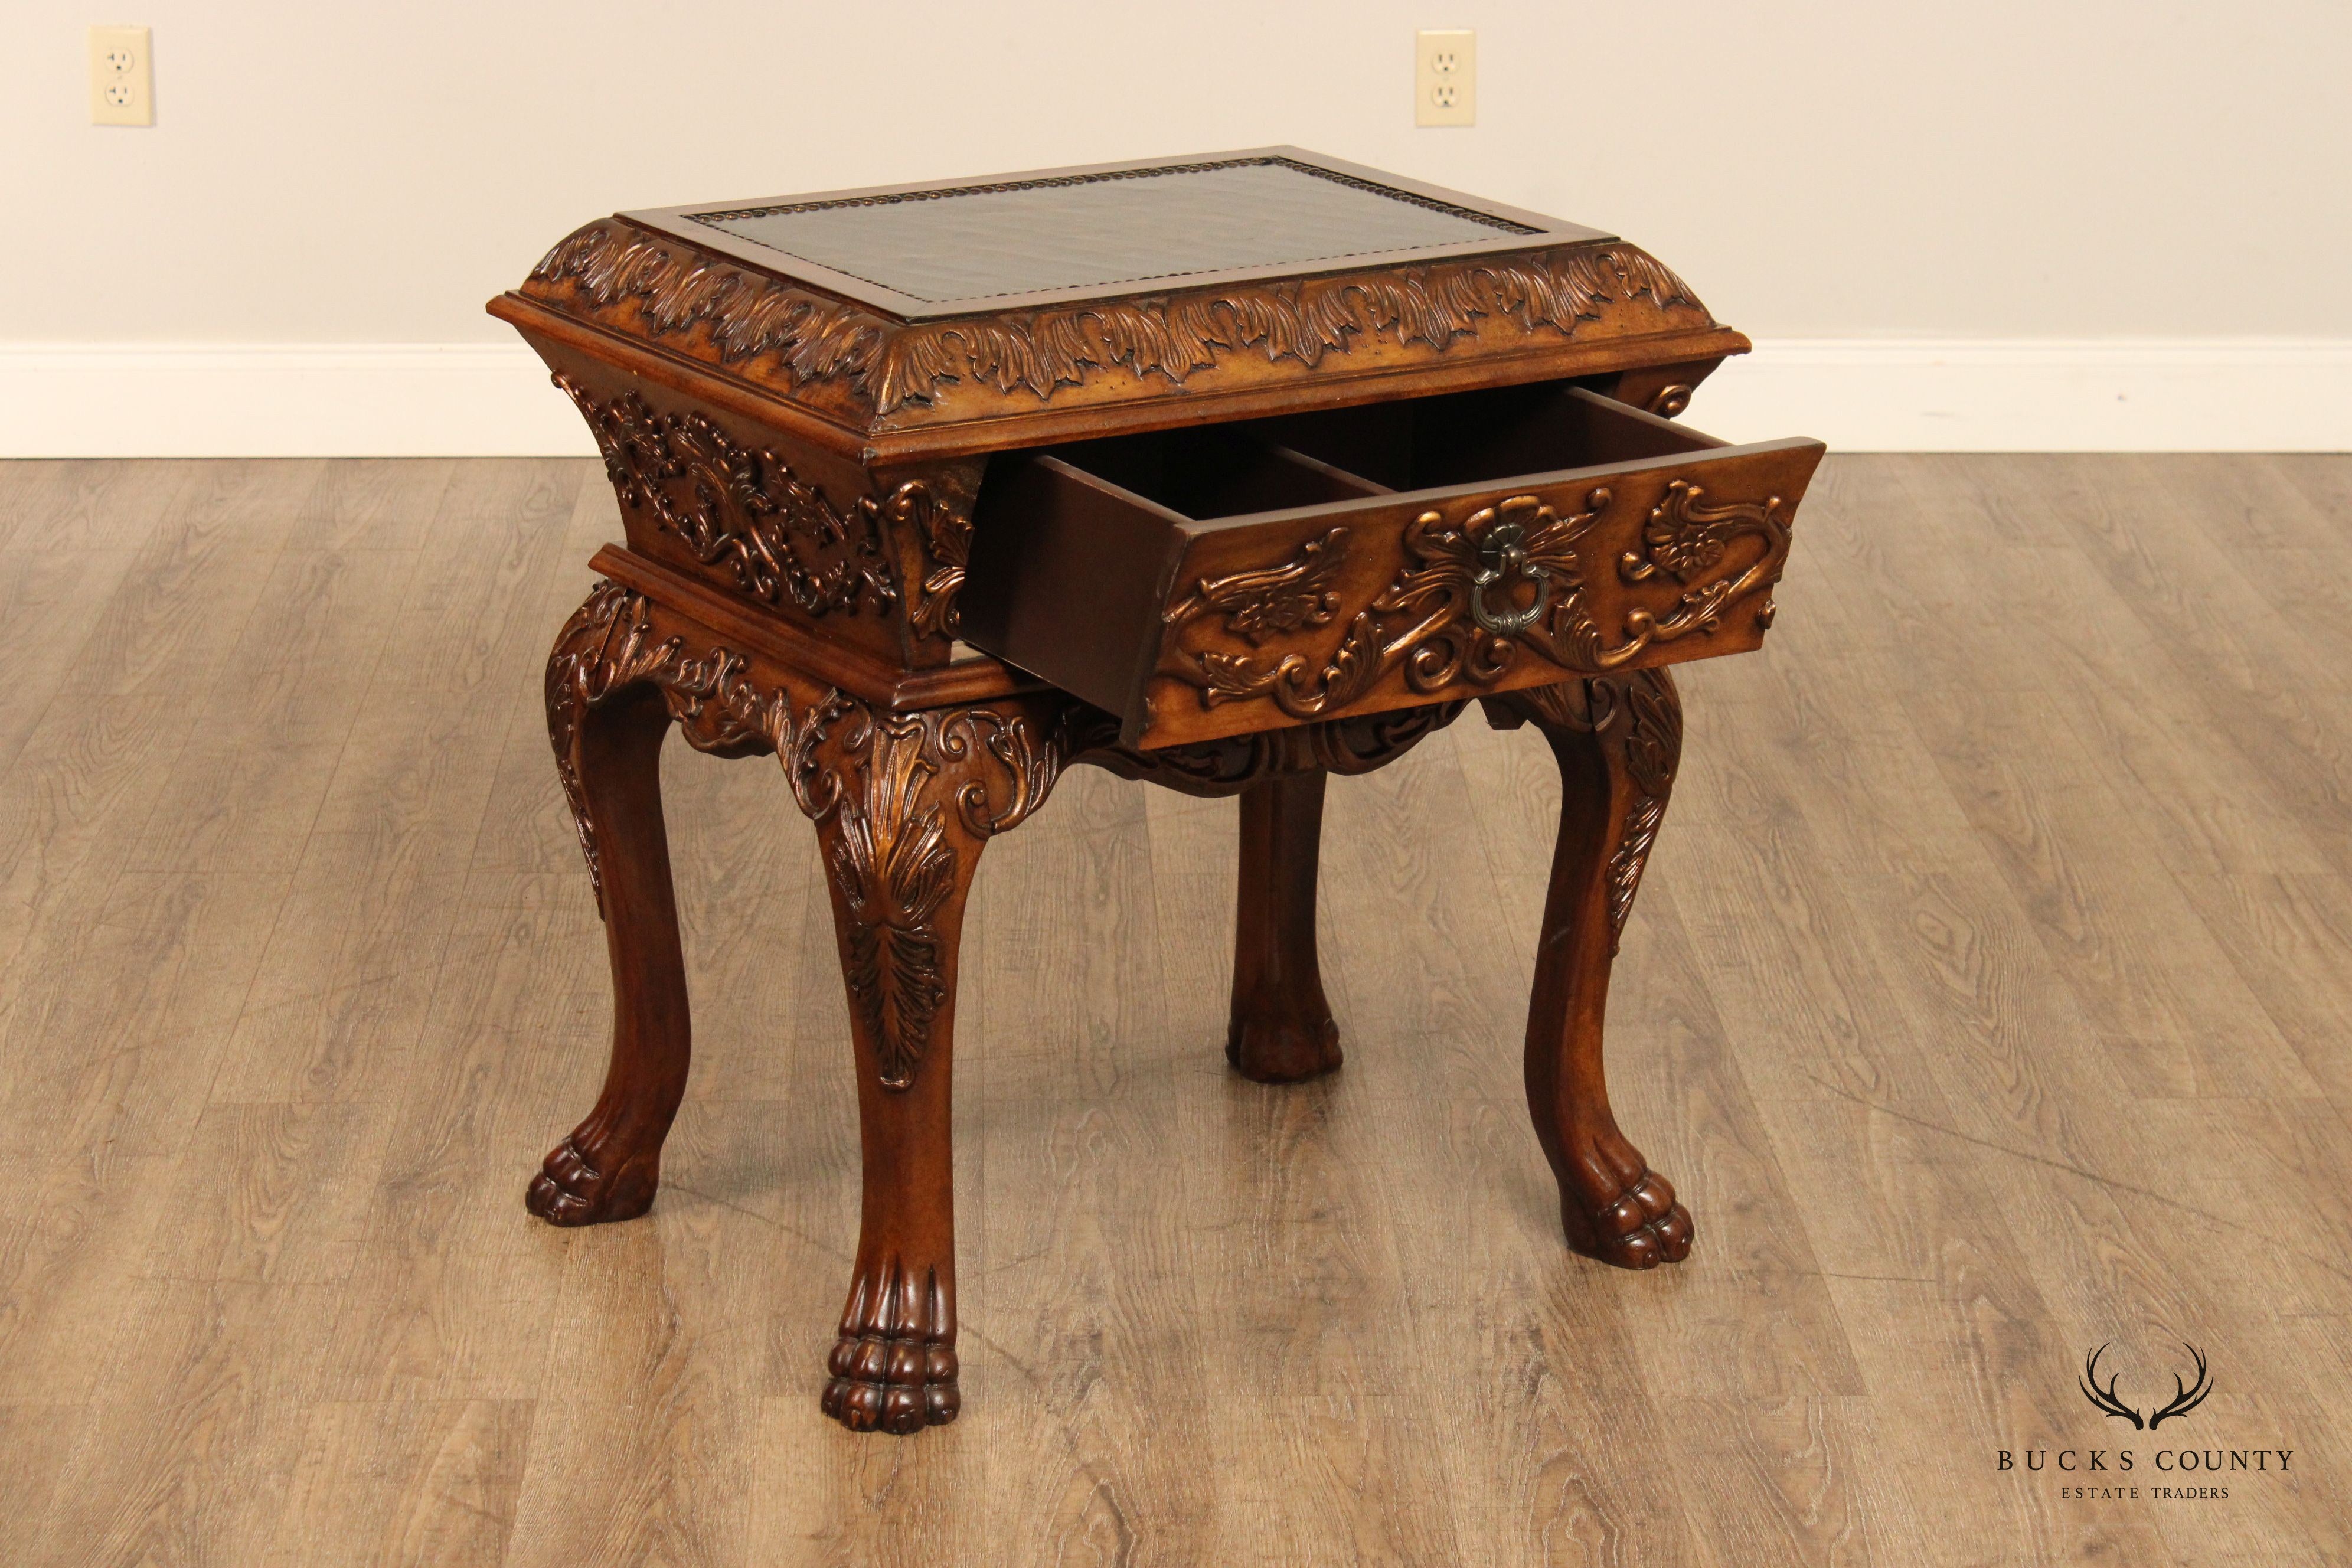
[822,1257,958,1435]
[524,1128,658,1227]
[1563,1164,1693,1269]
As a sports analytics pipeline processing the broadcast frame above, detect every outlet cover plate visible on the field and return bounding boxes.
[90,25,153,126]
[1415,28,1475,127]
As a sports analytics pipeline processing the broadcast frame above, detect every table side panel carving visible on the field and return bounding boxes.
[544,357,980,665]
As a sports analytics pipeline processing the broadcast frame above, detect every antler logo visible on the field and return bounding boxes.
[2079,1342,2213,1430]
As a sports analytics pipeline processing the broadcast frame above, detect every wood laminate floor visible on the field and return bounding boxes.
[1,454,2347,1567]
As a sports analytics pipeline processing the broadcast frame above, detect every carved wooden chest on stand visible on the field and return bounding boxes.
[489,148,1823,1435]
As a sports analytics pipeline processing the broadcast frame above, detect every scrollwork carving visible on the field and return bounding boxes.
[1164,527,1348,646]
[557,377,900,618]
[1060,700,1465,797]
[546,583,798,911]
[1619,478,1792,641]
[1164,490,1608,717]
[1162,475,1789,718]
[886,479,972,641]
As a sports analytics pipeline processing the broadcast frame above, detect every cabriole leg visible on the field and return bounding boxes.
[1227,771,1342,1083]
[795,695,1060,1433]
[1487,669,1694,1269]
[528,589,694,1226]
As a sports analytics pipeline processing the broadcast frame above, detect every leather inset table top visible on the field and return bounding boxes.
[635,152,1610,317]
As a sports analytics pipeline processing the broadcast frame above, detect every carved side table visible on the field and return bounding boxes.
[491,149,1823,1435]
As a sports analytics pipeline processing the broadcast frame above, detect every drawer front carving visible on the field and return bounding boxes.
[956,381,1822,748]
[1142,442,1818,746]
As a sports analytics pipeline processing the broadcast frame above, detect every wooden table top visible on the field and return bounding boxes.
[495,146,1746,456]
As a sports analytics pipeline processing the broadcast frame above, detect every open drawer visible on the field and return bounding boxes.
[958,382,1824,749]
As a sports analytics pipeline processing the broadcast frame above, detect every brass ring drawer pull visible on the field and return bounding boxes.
[1471,520,1550,635]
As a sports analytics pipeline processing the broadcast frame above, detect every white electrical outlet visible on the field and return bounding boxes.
[1415,28,1474,127]
[89,25,153,126]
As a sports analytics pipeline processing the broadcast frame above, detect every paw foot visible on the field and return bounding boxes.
[1564,1168,1693,1270]
[523,1132,657,1227]
[822,1333,960,1433]
[1226,1015,1342,1084]
[821,1256,958,1435]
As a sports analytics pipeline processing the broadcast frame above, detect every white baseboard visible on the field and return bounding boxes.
[2,338,2347,458]
[0,344,593,460]
[1693,338,2352,453]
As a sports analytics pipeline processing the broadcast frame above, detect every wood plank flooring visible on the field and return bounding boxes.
[1,454,2347,1566]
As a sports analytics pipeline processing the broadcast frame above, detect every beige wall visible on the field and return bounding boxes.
[5,0,2348,344]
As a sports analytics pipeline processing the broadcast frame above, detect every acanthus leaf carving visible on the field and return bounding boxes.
[527,223,1711,417]
[881,247,1701,414]
[544,584,1059,1092]
[1487,668,1681,951]
[778,695,1063,1092]
[530,223,890,388]
[545,584,800,913]
[1603,671,1682,948]
[885,478,972,642]
[825,705,958,1091]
